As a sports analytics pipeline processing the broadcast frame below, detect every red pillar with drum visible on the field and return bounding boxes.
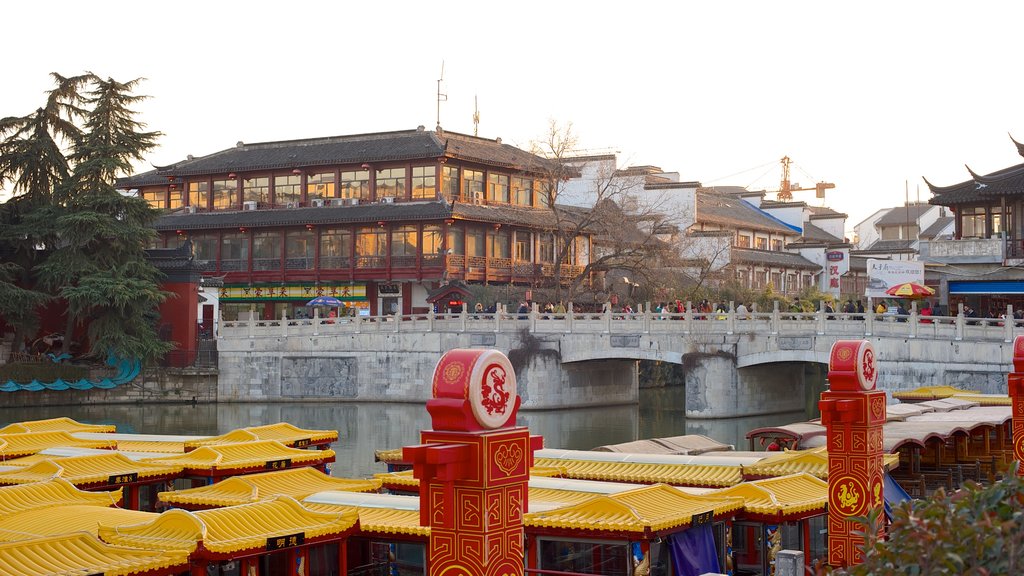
[404,349,543,576]
[1008,336,1024,476]
[819,339,886,568]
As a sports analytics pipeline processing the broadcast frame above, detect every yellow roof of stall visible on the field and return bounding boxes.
[114,440,188,453]
[532,457,743,487]
[0,504,155,541]
[0,478,121,515]
[0,532,188,576]
[525,484,743,534]
[375,466,565,491]
[528,488,608,507]
[144,440,334,472]
[0,417,116,435]
[159,466,381,507]
[98,496,359,554]
[893,385,980,401]
[0,430,117,459]
[0,453,182,486]
[711,473,828,518]
[741,448,901,479]
[303,502,430,537]
[184,423,338,449]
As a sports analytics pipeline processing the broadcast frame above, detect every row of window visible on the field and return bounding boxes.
[734,268,814,293]
[174,223,589,271]
[141,164,552,211]
[958,205,1010,239]
[735,234,784,251]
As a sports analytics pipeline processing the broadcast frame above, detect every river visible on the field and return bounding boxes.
[0,387,807,478]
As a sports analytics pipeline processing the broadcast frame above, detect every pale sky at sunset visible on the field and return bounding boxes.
[4,1,1023,233]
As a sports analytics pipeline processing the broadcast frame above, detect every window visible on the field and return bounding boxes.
[319,228,351,269]
[575,236,590,266]
[538,539,628,576]
[220,232,249,271]
[252,231,282,271]
[141,188,166,209]
[441,166,460,200]
[212,179,237,210]
[771,239,783,251]
[285,229,315,269]
[515,231,532,261]
[411,166,436,199]
[355,227,388,267]
[243,177,270,205]
[755,236,768,250]
[961,207,987,238]
[191,234,218,262]
[168,187,183,210]
[340,170,370,200]
[422,224,443,256]
[537,179,555,207]
[487,174,509,203]
[736,268,748,286]
[274,174,301,205]
[375,167,406,199]
[771,272,782,290]
[736,234,751,248]
[391,225,418,256]
[463,169,484,202]
[488,229,511,259]
[539,233,555,263]
[467,227,485,257]
[786,273,797,292]
[188,181,210,210]
[447,224,465,255]
[511,177,533,206]
[307,172,336,200]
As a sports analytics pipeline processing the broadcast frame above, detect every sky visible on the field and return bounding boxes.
[4,1,1024,232]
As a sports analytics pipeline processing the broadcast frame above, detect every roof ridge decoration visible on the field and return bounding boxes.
[1012,132,1024,158]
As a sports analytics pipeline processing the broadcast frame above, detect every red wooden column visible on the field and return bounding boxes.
[820,339,886,568]
[404,349,542,576]
[1009,336,1024,476]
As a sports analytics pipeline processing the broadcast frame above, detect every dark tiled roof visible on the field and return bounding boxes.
[153,200,564,232]
[118,129,553,188]
[927,162,1024,205]
[858,239,916,253]
[875,203,932,226]
[759,199,807,209]
[731,248,820,269]
[696,192,797,235]
[800,221,843,243]
[920,216,954,240]
[807,206,847,219]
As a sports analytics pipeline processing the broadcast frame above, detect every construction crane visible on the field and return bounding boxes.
[775,156,835,201]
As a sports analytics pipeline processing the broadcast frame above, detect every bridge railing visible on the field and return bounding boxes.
[217,302,1024,343]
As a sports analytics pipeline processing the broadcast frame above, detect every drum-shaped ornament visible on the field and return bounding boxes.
[430,349,519,430]
[828,340,878,392]
[1013,335,1024,373]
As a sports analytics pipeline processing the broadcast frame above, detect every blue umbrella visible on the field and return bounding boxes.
[306,296,343,307]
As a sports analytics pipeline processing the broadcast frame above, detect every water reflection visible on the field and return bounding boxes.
[0,387,809,478]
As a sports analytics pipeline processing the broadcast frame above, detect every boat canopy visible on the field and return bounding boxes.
[0,504,155,541]
[710,473,827,521]
[0,478,121,515]
[159,466,380,508]
[592,435,734,455]
[0,452,182,487]
[0,532,188,576]
[0,417,116,435]
[143,440,334,472]
[0,430,117,459]
[184,422,338,450]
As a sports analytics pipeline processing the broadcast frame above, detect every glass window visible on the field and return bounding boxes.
[285,229,315,269]
[212,179,237,210]
[412,166,436,199]
[736,234,751,248]
[463,169,484,202]
[356,227,387,256]
[442,166,460,200]
[538,539,628,576]
[539,233,555,263]
[307,171,336,200]
[340,170,370,200]
[188,181,209,210]
[574,236,589,266]
[537,179,555,207]
[755,236,768,250]
[252,231,282,271]
[961,207,986,238]
[512,177,533,206]
[220,232,248,271]
[422,224,443,256]
[375,168,406,199]
[319,227,351,269]
[274,174,301,205]
[447,224,465,255]
[191,234,218,262]
[771,239,783,251]
[168,187,183,210]
[243,177,270,205]
[487,174,509,203]
[488,229,511,259]
[467,227,485,257]
[141,188,166,209]
[391,225,418,256]
[515,231,532,261]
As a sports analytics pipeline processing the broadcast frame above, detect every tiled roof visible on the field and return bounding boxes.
[183,423,337,450]
[158,467,380,508]
[807,206,847,219]
[0,533,189,576]
[302,502,431,537]
[730,248,820,269]
[0,431,117,459]
[710,473,827,520]
[0,417,115,435]
[0,453,182,487]
[799,221,843,243]
[893,385,980,401]
[118,129,553,188]
[697,192,798,235]
[920,216,954,240]
[143,440,334,472]
[532,457,743,488]
[927,162,1024,205]
[0,504,155,541]
[0,478,121,516]
[875,204,933,226]
[859,239,915,253]
[153,200,563,232]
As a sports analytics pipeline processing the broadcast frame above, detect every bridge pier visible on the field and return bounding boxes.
[684,353,810,419]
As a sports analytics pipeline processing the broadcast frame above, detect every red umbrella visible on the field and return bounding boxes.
[885,282,935,299]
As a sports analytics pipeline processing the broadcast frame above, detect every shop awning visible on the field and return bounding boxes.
[949,280,1024,294]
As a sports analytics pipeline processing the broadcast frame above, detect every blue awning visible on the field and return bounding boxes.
[949,280,1024,295]
[884,473,912,519]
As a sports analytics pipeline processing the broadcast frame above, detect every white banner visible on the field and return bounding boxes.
[824,248,850,297]
[866,259,924,299]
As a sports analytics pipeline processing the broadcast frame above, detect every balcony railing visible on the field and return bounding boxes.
[919,237,1004,264]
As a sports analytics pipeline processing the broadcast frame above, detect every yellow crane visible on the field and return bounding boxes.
[775,156,835,201]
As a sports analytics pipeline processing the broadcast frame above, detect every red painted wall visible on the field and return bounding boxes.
[159,280,199,367]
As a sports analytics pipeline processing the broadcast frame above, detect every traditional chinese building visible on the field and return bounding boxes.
[118,127,591,322]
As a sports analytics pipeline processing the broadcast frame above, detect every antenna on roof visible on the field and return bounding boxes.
[436,61,447,131]
[473,95,480,137]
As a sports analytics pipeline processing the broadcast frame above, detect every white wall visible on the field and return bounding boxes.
[854,208,888,249]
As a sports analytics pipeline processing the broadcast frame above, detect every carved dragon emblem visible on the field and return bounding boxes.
[837,480,860,511]
[480,365,511,416]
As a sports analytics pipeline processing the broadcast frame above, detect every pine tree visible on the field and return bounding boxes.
[34,75,172,364]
